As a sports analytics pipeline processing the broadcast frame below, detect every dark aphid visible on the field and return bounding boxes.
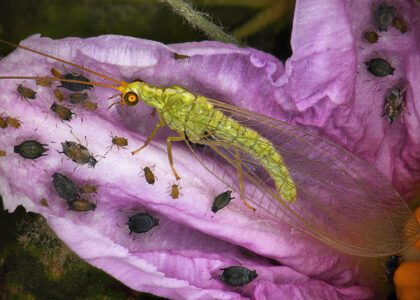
[40,197,49,207]
[0,149,6,157]
[173,53,190,60]
[143,167,156,185]
[82,100,98,111]
[14,140,48,159]
[211,190,234,213]
[383,86,405,123]
[52,172,80,202]
[6,116,21,129]
[36,78,52,87]
[374,3,395,31]
[170,184,181,199]
[385,255,400,280]
[61,141,97,167]
[69,92,88,104]
[17,84,37,100]
[365,58,394,77]
[220,266,257,287]
[363,31,379,43]
[50,103,74,121]
[0,116,8,129]
[60,73,93,91]
[67,199,96,212]
[393,17,407,33]
[79,183,98,194]
[126,212,159,234]
[111,135,128,149]
[53,88,64,102]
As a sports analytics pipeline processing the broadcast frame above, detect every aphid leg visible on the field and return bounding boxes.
[166,132,185,180]
[131,112,166,155]
[234,150,256,212]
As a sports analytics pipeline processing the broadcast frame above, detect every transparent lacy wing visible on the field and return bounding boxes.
[178,98,419,257]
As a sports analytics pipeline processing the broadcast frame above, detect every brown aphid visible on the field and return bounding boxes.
[50,103,74,121]
[0,149,6,157]
[363,31,379,43]
[67,199,96,212]
[69,92,88,104]
[0,116,8,129]
[383,86,406,123]
[51,68,63,79]
[6,116,21,129]
[40,198,49,207]
[393,17,407,33]
[79,183,98,194]
[143,167,156,185]
[170,184,181,199]
[61,141,97,167]
[36,78,52,87]
[17,84,37,100]
[111,135,128,149]
[53,89,64,101]
[173,53,190,60]
[82,100,98,111]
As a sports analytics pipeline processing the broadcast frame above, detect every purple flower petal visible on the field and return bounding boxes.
[0,34,374,299]
[280,0,420,199]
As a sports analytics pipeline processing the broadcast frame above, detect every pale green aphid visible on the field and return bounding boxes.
[0,38,419,257]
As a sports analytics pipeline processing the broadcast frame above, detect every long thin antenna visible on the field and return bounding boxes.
[0,76,120,91]
[0,39,127,87]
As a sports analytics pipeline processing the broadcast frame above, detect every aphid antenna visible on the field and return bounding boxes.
[107,100,122,110]
[147,226,158,242]
[0,39,127,88]
[68,129,86,147]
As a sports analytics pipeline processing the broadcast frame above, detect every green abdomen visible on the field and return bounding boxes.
[160,86,296,202]
[210,113,297,202]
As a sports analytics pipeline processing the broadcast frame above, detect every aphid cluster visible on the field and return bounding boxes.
[52,172,96,212]
[362,2,409,123]
[0,33,418,259]
[50,69,97,116]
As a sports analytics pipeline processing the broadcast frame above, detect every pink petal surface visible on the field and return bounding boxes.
[1,0,419,298]
[0,34,371,299]
[281,0,420,198]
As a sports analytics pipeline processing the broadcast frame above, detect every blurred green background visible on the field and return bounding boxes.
[0,0,295,299]
[0,0,294,59]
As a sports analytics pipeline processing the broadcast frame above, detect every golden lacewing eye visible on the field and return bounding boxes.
[123,92,139,106]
